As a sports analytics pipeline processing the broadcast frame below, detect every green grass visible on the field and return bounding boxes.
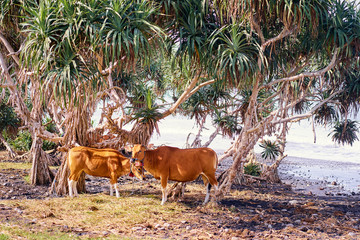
[0,233,10,240]
[0,162,32,170]
[23,174,30,184]
[0,224,93,240]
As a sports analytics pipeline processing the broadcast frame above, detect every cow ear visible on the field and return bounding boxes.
[120,149,132,158]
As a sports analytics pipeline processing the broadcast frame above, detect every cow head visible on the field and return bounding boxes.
[130,144,147,180]
[130,144,147,179]
[130,161,146,180]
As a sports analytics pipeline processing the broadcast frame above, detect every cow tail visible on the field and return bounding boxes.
[208,181,212,191]
[208,151,219,192]
[215,153,219,168]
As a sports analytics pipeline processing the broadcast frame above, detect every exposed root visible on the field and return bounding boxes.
[168,182,186,201]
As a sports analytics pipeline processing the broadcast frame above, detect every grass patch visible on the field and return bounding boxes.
[0,190,193,239]
[0,233,10,240]
[23,175,30,184]
[0,162,31,170]
[0,180,225,239]
[0,225,73,240]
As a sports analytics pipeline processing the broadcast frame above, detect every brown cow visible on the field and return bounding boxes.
[68,146,144,198]
[130,144,218,205]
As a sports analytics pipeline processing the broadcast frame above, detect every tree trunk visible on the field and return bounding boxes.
[49,103,93,196]
[50,153,86,196]
[0,134,17,159]
[168,182,186,201]
[29,134,55,185]
[190,115,207,148]
[260,155,286,183]
[217,75,262,196]
[202,125,220,147]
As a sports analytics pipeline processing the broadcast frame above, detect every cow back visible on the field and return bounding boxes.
[144,146,217,182]
[68,146,130,178]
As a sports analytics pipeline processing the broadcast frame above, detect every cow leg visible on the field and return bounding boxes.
[204,173,219,203]
[181,183,186,198]
[69,171,82,197]
[72,180,79,197]
[201,175,211,204]
[110,174,120,198]
[114,183,120,198]
[160,176,168,205]
[109,183,113,196]
[204,183,211,204]
[161,186,167,205]
[68,178,74,198]
[68,170,79,198]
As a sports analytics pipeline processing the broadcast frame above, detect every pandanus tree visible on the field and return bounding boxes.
[0,0,167,193]
[330,119,359,146]
[211,0,360,194]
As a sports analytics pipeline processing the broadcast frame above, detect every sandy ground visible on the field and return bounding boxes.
[218,152,360,198]
[278,156,360,197]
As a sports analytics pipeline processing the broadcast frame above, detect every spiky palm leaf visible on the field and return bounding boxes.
[21,0,62,72]
[216,0,329,33]
[101,0,164,70]
[182,82,231,122]
[132,89,162,124]
[329,120,359,146]
[314,104,339,125]
[259,139,280,160]
[336,69,360,115]
[325,0,360,52]
[213,109,241,138]
[43,41,101,107]
[209,23,258,87]
[170,0,217,69]
[131,89,162,144]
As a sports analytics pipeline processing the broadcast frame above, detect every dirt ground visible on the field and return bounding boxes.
[1,153,360,239]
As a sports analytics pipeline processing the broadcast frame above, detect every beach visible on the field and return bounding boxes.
[278,156,360,197]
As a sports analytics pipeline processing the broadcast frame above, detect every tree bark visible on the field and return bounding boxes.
[202,125,220,147]
[260,155,287,183]
[29,134,55,185]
